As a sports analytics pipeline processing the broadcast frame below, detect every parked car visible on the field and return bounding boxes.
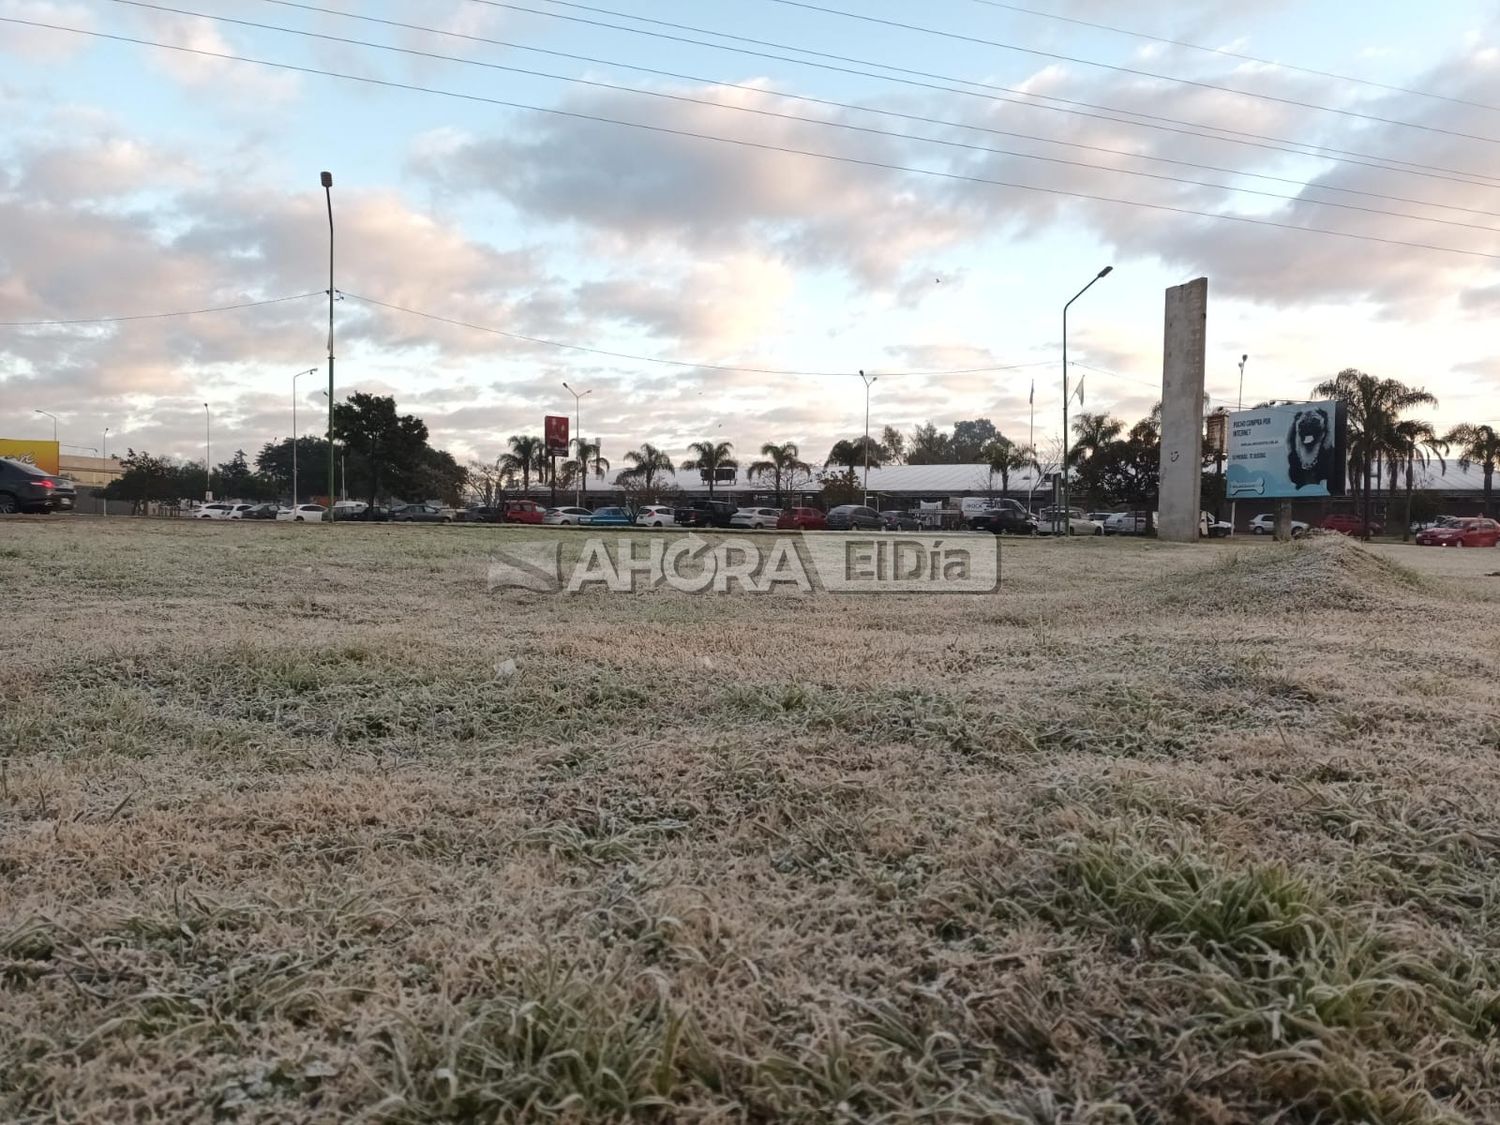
[1248,513,1308,537]
[674,500,738,528]
[777,506,827,531]
[730,506,782,530]
[1415,517,1500,548]
[505,499,546,525]
[1320,513,1382,536]
[1086,511,1116,525]
[390,502,452,523]
[337,504,390,522]
[825,504,884,531]
[0,458,76,514]
[276,503,327,522]
[224,503,259,520]
[197,502,236,520]
[1038,509,1103,536]
[1410,515,1460,534]
[457,506,504,523]
[636,504,676,528]
[969,500,1035,535]
[1104,511,1150,535]
[543,506,592,525]
[584,506,633,527]
[239,503,280,520]
[1205,514,1233,538]
[880,509,921,531]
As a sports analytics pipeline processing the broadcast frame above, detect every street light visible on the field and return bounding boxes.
[34,409,58,442]
[321,170,336,521]
[102,427,110,518]
[203,404,212,500]
[1061,265,1113,532]
[291,366,317,504]
[562,381,592,506]
[859,369,877,503]
[1237,354,1249,411]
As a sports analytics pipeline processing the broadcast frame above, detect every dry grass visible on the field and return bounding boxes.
[3,519,1500,1123]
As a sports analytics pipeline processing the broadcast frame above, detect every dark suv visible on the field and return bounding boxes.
[674,500,738,528]
[825,504,883,531]
[0,459,76,514]
[969,500,1036,535]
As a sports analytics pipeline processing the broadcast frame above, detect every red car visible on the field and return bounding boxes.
[776,506,827,531]
[503,499,545,525]
[1320,513,1383,536]
[1415,517,1500,548]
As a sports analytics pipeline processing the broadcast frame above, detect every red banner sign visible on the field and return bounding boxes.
[544,415,569,456]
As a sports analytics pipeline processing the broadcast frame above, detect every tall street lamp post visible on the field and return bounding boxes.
[1061,266,1113,533]
[1237,354,1249,411]
[562,381,592,506]
[859,369,877,504]
[203,404,212,501]
[102,427,110,518]
[34,409,58,442]
[292,366,317,505]
[322,170,336,521]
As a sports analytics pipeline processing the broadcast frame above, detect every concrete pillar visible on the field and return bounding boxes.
[1157,278,1208,543]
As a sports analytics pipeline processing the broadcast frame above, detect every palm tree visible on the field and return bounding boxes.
[680,440,737,497]
[1315,369,1438,537]
[747,441,812,506]
[1068,412,1124,467]
[566,437,610,501]
[1388,420,1446,540]
[498,434,544,493]
[1445,424,1500,517]
[824,436,883,472]
[617,443,676,497]
[983,438,1037,498]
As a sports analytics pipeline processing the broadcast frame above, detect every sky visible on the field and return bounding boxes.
[3,0,1500,472]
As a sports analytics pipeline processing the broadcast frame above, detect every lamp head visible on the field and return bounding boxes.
[1097,266,1114,278]
[320,171,333,188]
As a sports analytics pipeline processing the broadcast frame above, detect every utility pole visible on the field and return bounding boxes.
[859,369,877,504]
[322,171,335,520]
[292,366,316,505]
[562,381,592,506]
[34,410,58,443]
[203,404,212,500]
[102,427,110,517]
[1231,354,1248,535]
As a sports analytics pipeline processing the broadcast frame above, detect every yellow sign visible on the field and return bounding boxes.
[0,439,61,476]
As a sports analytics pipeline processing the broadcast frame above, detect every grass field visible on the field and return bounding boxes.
[3,519,1500,1123]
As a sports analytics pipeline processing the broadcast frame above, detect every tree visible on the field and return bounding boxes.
[256,436,333,502]
[498,434,545,494]
[820,468,862,507]
[950,418,999,463]
[1068,412,1125,468]
[983,438,1036,498]
[331,393,430,506]
[680,440,737,497]
[1445,423,1500,517]
[468,460,502,507]
[1388,420,1446,540]
[617,443,677,498]
[906,423,953,465]
[879,425,907,465]
[1315,370,1438,538]
[748,441,813,506]
[102,449,185,512]
[565,437,611,501]
[824,436,883,473]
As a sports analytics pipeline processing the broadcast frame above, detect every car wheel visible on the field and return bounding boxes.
[1094,527,1104,536]
[0,492,18,515]
[1253,526,1265,534]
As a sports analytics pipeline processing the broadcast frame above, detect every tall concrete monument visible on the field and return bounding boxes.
[1157,277,1208,544]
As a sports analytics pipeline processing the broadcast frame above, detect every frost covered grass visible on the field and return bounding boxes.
[2,519,1499,1122]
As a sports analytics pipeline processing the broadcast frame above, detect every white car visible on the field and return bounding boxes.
[1104,511,1150,535]
[197,502,235,519]
[276,503,326,522]
[1248,513,1307,537]
[543,505,592,525]
[730,506,781,530]
[636,505,676,528]
[226,503,258,520]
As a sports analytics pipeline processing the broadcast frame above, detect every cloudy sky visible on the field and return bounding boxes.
[3,0,1500,470]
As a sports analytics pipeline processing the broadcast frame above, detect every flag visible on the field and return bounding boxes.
[1077,375,1085,406]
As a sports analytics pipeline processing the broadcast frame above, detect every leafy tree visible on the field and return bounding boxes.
[498,434,545,494]
[1445,423,1500,517]
[468,460,502,507]
[748,441,813,506]
[680,440,737,497]
[950,418,999,462]
[1387,420,1446,540]
[330,393,430,506]
[906,423,953,465]
[879,425,907,465]
[256,436,333,502]
[102,449,187,512]
[824,436,883,473]
[1068,412,1125,468]
[983,437,1036,497]
[617,443,677,498]
[1314,369,1437,537]
[565,437,611,501]
[820,468,862,507]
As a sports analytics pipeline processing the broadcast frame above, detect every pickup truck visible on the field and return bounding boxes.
[674,500,738,528]
[968,500,1037,535]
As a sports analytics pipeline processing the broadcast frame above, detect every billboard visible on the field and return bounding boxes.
[1227,400,1346,499]
[544,415,569,456]
[0,438,61,476]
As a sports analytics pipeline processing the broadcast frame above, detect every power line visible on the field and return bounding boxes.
[247,0,1500,222]
[13,16,1500,261]
[962,0,1500,115]
[0,290,325,327]
[495,0,1500,189]
[120,0,1500,235]
[341,291,1050,377]
[757,0,1500,145]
